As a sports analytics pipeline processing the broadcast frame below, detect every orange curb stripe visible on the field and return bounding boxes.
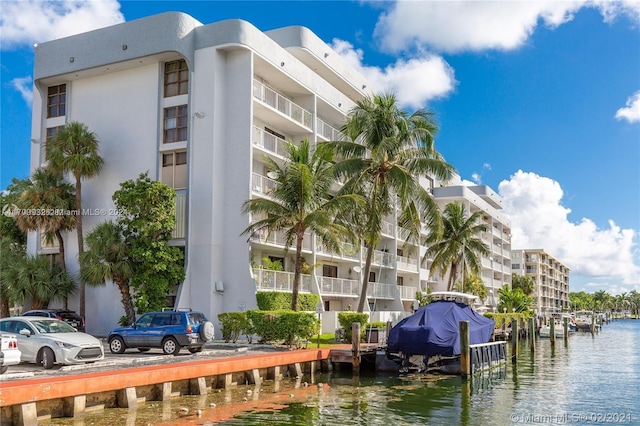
[0,348,334,407]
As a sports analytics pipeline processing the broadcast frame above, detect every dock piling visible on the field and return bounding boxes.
[459,321,470,377]
[511,319,518,363]
[352,322,361,372]
[528,317,535,352]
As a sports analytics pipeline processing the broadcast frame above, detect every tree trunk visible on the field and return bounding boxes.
[114,275,136,325]
[291,235,304,311]
[75,176,85,319]
[0,297,10,318]
[356,243,375,312]
[55,230,68,309]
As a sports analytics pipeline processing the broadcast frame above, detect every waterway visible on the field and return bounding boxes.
[42,319,639,425]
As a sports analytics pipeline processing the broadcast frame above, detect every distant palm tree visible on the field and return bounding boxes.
[80,222,136,325]
[512,273,535,296]
[46,121,104,318]
[14,169,76,275]
[425,202,489,292]
[242,140,359,311]
[325,92,454,312]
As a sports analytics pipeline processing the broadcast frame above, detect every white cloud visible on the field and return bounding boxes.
[615,90,640,123]
[331,39,456,109]
[372,1,640,53]
[499,170,639,293]
[10,76,33,105]
[0,0,124,50]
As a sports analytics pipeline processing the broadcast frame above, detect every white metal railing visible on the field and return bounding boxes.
[316,117,346,141]
[251,172,277,196]
[397,226,411,241]
[370,249,395,267]
[172,193,186,239]
[397,255,418,271]
[316,241,360,260]
[253,268,312,293]
[253,80,313,128]
[318,276,359,297]
[380,220,394,237]
[399,286,418,300]
[252,126,288,158]
[249,228,312,251]
[366,282,396,299]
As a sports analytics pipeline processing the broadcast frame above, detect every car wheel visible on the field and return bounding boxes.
[188,346,203,354]
[199,321,215,341]
[0,365,8,374]
[138,348,151,353]
[40,347,55,369]
[109,336,126,354]
[162,337,180,355]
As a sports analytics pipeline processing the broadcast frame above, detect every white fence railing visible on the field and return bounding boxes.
[253,268,312,293]
[253,80,312,128]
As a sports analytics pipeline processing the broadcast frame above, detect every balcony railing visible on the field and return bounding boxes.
[366,282,396,299]
[399,286,418,300]
[380,220,394,237]
[370,249,395,268]
[252,126,288,158]
[251,172,277,196]
[253,268,312,293]
[253,80,313,128]
[397,255,418,271]
[250,228,312,251]
[172,193,186,239]
[318,276,359,297]
[316,117,345,141]
[316,241,360,261]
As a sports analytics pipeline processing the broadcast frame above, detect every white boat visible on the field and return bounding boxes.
[573,310,600,332]
[539,314,576,338]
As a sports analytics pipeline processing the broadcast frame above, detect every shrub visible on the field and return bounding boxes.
[256,291,320,311]
[367,321,387,329]
[218,312,251,343]
[247,309,319,347]
[338,312,369,343]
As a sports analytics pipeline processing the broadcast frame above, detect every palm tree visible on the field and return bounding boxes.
[46,121,104,318]
[497,285,533,313]
[425,202,489,292]
[80,221,136,325]
[13,255,75,310]
[242,140,359,311]
[325,92,454,312]
[14,169,77,276]
[512,273,535,296]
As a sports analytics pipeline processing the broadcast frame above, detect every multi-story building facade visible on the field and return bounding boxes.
[29,12,510,334]
[511,249,570,313]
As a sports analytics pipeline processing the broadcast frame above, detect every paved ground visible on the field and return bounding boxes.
[0,340,286,382]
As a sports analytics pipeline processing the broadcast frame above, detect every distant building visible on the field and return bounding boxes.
[511,249,570,313]
[29,12,509,334]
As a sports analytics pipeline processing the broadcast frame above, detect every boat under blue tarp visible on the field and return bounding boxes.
[387,300,495,357]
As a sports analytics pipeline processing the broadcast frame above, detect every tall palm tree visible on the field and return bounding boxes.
[325,93,454,312]
[46,121,104,318]
[242,140,359,311]
[80,222,136,325]
[14,169,77,276]
[425,202,489,292]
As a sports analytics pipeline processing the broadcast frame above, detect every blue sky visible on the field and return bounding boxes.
[1,0,639,295]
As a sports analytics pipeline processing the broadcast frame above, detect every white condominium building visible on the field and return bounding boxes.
[511,249,570,313]
[29,12,509,334]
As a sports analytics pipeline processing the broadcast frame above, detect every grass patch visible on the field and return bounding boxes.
[308,333,343,348]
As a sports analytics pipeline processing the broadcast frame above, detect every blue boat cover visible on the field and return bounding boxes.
[387,300,495,357]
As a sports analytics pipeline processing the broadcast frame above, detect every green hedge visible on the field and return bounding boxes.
[256,292,321,311]
[484,311,533,328]
[218,312,252,343]
[337,312,369,343]
[246,310,320,347]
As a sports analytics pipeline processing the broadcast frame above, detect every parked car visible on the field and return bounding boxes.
[107,309,215,355]
[0,317,104,369]
[0,333,21,374]
[22,309,85,332]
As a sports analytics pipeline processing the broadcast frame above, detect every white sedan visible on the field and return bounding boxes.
[0,333,21,373]
[0,316,104,369]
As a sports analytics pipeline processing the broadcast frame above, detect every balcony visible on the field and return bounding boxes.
[397,255,418,272]
[366,282,396,300]
[172,193,186,239]
[251,172,277,197]
[252,126,288,158]
[316,241,360,261]
[399,286,418,300]
[318,276,359,297]
[253,80,312,130]
[316,117,345,141]
[253,268,312,293]
[370,249,395,268]
[380,220,394,237]
[250,228,312,251]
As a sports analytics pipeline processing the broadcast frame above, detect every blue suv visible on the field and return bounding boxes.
[107,309,215,355]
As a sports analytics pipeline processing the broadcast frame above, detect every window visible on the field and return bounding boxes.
[397,276,404,286]
[323,265,338,278]
[164,60,189,97]
[161,151,187,189]
[42,126,63,162]
[47,84,66,118]
[164,105,188,143]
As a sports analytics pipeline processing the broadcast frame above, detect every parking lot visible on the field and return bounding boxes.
[0,340,281,382]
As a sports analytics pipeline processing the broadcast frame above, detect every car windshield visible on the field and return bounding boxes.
[30,319,77,333]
